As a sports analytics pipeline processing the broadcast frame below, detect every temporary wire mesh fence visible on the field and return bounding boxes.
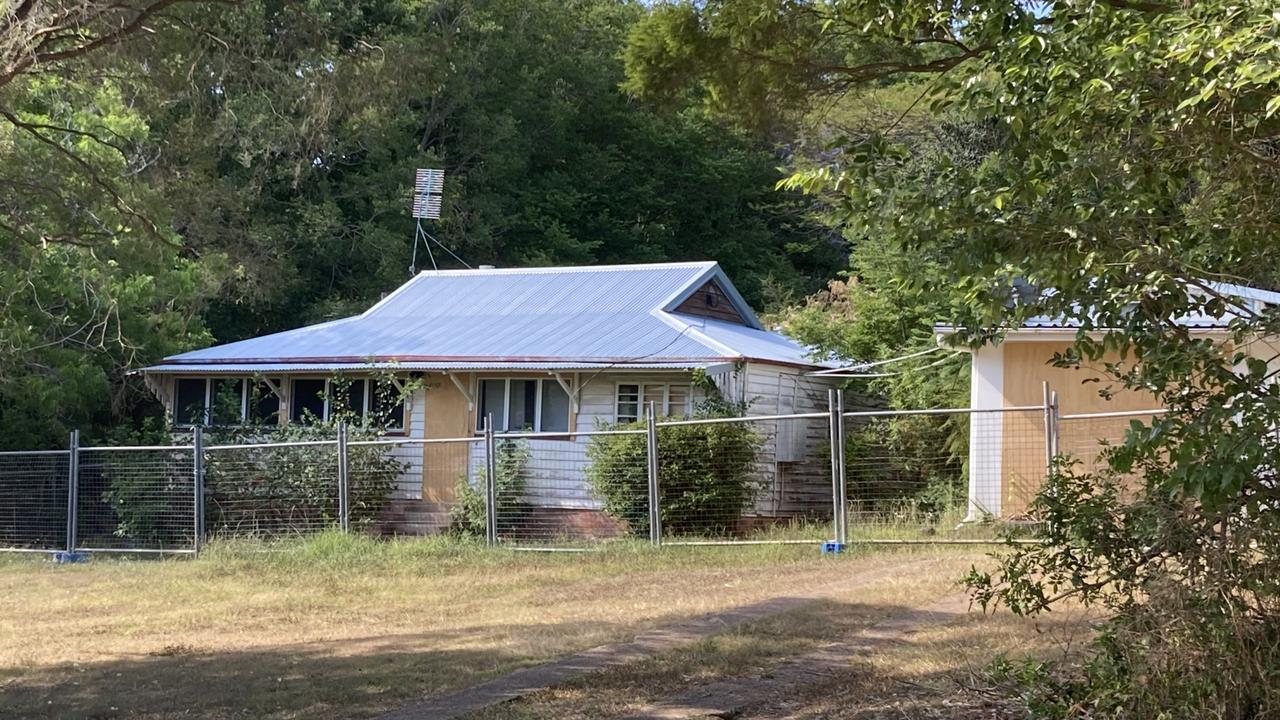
[841,407,1050,541]
[203,439,339,539]
[485,429,646,546]
[76,446,196,552]
[659,414,833,544]
[0,451,69,551]
[1057,410,1167,476]
[0,395,1174,554]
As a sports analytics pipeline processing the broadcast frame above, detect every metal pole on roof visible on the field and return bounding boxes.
[484,414,498,547]
[646,402,661,547]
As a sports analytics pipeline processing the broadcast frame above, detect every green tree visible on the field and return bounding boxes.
[0,2,228,448]
[626,1,1280,715]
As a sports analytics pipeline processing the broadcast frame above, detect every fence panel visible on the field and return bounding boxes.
[479,430,644,547]
[1058,410,1166,476]
[203,439,339,539]
[75,447,196,552]
[0,451,70,551]
[842,407,1048,540]
[659,414,834,544]
[349,437,481,536]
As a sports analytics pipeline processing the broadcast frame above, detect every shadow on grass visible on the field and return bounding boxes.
[1,617,624,720]
[466,600,1095,720]
[0,594,1084,720]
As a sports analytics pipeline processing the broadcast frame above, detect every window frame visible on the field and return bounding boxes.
[174,377,211,427]
[476,377,571,433]
[288,376,331,424]
[170,376,409,431]
[614,381,692,423]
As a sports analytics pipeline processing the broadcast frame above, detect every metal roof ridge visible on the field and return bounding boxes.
[653,310,743,359]
[406,260,717,277]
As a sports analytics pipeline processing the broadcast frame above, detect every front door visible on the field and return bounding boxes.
[421,377,472,503]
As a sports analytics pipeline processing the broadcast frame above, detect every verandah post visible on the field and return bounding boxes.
[484,414,497,547]
[66,429,80,553]
[337,421,350,533]
[645,402,661,547]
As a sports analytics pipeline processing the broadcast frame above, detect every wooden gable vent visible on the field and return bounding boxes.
[674,279,748,325]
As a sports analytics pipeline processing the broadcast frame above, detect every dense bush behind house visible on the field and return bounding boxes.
[587,400,763,536]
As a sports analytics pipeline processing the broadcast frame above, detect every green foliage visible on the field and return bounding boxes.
[628,1,1280,715]
[103,419,405,542]
[450,439,531,537]
[587,403,763,536]
[0,0,840,451]
[844,416,965,521]
[201,422,403,537]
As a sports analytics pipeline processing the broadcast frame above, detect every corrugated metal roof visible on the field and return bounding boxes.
[145,262,829,374]
[141,361,716,374]
[937,280,1280,334]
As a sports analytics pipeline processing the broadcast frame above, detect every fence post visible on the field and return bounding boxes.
[193,426,205,553]
[645,402,661,547]
[1050,390,1060,458]
[835,389,848,545]
[337,421,350,533]
[1042,381,1054,473]
[65,429,79,552]
[484,414,497,547]
[827,390,842,544]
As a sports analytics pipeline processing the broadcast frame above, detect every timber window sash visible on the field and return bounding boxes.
[615,382,692,423]
[476,378,570,432]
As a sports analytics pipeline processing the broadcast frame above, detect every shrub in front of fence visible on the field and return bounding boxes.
[450,438,531,536]
[844,415,965,523]
[587,417,763,536]
[204,428,401,537]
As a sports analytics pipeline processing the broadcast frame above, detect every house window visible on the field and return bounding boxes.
[174,376,404,429]
[174,378,209,426]
[337,379,367,419]
[616,383,692,423]
[290,379,327,423]
[477,378,571,432]
[368,380,406,431]
[210,379,246,426]
[248,380,282,426]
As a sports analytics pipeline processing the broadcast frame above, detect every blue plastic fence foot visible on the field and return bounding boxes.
[53,551,89,564]
[821,541,846,555]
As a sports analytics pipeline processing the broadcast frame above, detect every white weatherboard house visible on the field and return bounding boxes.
[142,262,841,534]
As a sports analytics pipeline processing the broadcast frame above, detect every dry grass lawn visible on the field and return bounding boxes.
[0,533,1001,719]
[469,561,1096,720]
